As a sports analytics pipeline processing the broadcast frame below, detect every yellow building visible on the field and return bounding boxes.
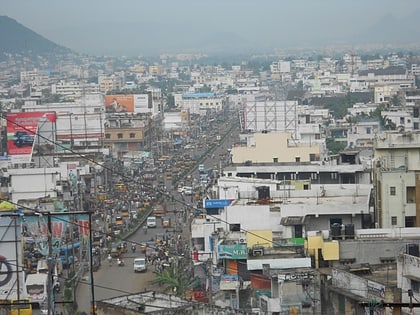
[232,132,321,164]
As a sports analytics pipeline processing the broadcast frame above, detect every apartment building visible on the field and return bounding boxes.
[98,74,124,93]
[373,131,420,228]
[51,80,100,98]
[174,92,225,114]
[232,132,322,164]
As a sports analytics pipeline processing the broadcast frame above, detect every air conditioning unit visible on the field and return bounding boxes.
[239,238,246,244]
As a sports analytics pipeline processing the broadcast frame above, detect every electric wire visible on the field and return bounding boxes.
[1,112,279,248]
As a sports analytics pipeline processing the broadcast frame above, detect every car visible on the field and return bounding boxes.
[182,186,193,195]
[133,257,147,273]
[13,131,35,147]
[146,216,157,228]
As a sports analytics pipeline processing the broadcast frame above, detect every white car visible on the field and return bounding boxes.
[133,258,147,273]
[146,216,157,228]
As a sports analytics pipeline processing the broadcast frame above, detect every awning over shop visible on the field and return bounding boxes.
[280,216,305,226]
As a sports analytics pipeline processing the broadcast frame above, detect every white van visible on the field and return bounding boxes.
[146,216,157,228]
[133,257,147,273]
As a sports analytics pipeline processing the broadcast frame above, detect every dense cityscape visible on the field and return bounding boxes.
[3,5,420,315]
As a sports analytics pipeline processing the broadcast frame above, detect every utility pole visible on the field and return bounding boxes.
[88,213,96,315]
[207,258,213,305]
[46,213,54,315]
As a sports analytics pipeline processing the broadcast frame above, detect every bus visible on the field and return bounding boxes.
[24,273,48,306]
[9,298,32,315]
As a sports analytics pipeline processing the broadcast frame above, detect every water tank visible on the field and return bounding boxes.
[345,224,355,240]
[331,223,342,240]
[406,244,419,257]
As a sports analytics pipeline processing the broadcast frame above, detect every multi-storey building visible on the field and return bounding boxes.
[51,80,100,98]
[373,131,420,228]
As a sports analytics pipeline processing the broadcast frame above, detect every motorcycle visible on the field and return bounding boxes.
[117,258,125,267]
[131,245,136,253]
[143,225,148,234]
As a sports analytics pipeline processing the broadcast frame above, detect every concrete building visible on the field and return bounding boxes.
[96,291,246,315]
[231,132,322,164]
[373,131,420,228]
[174,92,226,115]
[51,81,100,98]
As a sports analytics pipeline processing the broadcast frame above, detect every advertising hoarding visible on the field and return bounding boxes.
[134,94,151,113]
[0,214,24,300]
[6,112,56,163]
[105,95,134,113]
[106,94,152,114]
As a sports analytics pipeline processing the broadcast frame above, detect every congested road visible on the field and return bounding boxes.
[74,107,240,313]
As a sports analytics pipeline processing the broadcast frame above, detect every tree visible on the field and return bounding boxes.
[151,261,197,297]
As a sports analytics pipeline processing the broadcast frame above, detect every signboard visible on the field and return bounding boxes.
[204,199,233,209]
[220,274,239,290]
[6,112,56,163]
[218,244,248,260]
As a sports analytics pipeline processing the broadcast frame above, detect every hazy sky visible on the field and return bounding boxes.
[2,0,420,56]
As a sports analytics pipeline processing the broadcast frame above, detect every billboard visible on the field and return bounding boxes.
[0,214,24,300]
[105,95,134,113]
[134,94,151,113]
[21,213,68,255]
[6,112,56,163]
[105,94,152,113]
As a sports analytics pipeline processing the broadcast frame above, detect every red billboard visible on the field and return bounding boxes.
[7,112,56,163]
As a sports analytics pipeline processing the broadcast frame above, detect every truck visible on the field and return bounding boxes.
[152,204,167,218]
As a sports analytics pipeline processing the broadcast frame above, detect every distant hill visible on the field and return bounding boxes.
[0,15,71,57]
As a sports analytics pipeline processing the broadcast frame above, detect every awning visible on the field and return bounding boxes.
[280,216,305,226]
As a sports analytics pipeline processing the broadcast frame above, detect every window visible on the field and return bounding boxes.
[129,133,136,139]
[415,122,419,130]
[400,117,405,124]
[105,134,111,139]
[331,173,338,180]
[390,186,396,195]
[117,133,123,139]
[315,134,321,139]
[295,156,301,162]
[273,157,278,163]
[407,187,416,203]
[412,280,420,293]
[309,154,316,161]
[406,216,416,227]
[366,127,371,134]
[391,216,397,226]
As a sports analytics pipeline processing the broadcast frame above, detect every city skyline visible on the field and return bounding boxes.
[2,0,420,56]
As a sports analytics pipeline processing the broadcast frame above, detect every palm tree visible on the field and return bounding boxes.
[151,262,197,297]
